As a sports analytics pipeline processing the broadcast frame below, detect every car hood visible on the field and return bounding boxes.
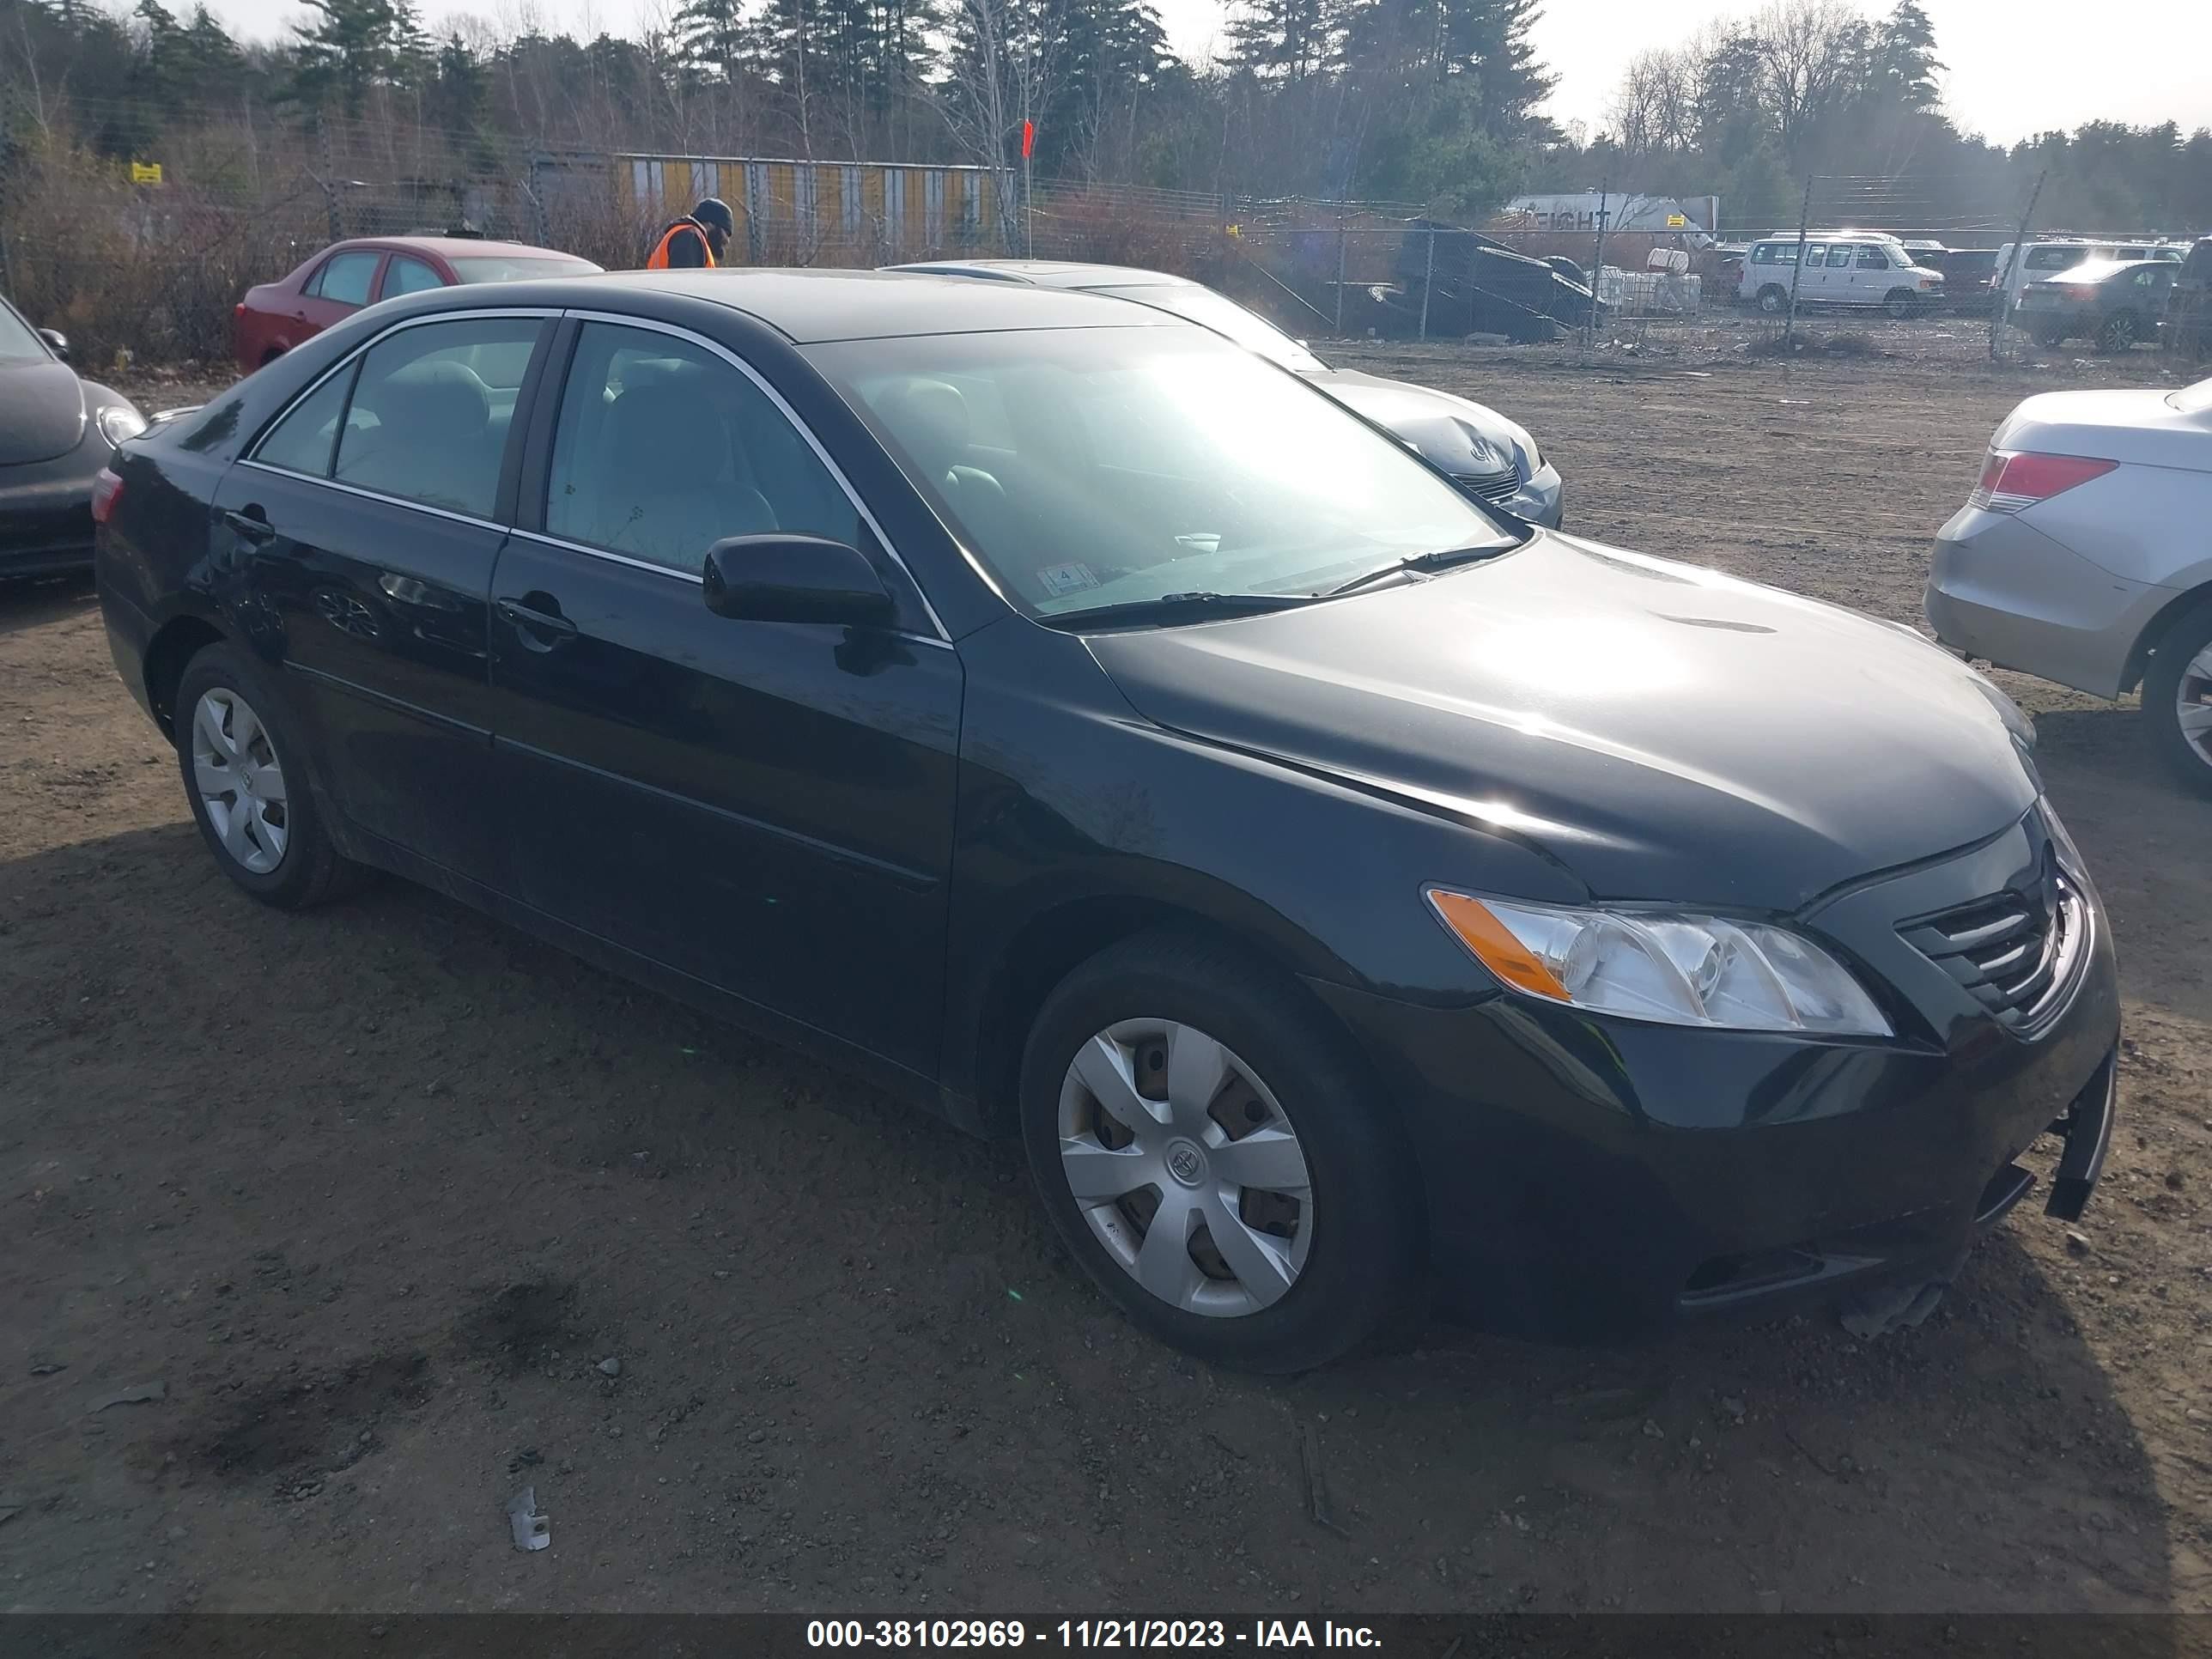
[1995,386,2211,474]
[1308,369,1535,477]
[0,359,87,465]
[1083,533,2038,913]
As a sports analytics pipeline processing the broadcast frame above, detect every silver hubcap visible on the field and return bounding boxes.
[191,689,289,874]
[1057,1020,1313,1319]
[2179,644,2212,768]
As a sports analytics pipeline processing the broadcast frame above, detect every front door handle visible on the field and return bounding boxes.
[497,596,579,647]
[223,508,276,544]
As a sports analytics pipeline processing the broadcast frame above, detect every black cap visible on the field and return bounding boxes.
[694,198,735,236]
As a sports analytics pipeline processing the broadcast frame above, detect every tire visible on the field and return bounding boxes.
[173,641,363,907]
[2142,600,2212,798]
[1017,928,1422,1373]
[2031,323,2069,348]
[1756,283,1788,314]
[2096,309,2138,353]
[1885,288,1917,320]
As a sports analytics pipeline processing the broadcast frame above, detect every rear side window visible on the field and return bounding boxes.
[544,322,865,574]
[331,317,544,519]
[310,252,380,307]
[253,368,354,477]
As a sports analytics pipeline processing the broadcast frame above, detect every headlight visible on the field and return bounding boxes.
[1427,889,1893,1036]
[96,404,148,447]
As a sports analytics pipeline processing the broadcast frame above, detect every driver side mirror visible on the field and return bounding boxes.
[702,534,896,629]
[38,328,69,362]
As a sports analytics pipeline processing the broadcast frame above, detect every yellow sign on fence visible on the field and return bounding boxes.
[129,161,163,185]
[1665,212,1687,228]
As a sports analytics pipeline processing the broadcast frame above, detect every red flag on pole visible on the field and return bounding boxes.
[1021,120,1036,159]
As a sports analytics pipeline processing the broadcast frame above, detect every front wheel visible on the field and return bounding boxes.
[2143,601,2212,797]
[1018,931,1422,1373]
[174,641,362,907]
[1885,288,1918,320]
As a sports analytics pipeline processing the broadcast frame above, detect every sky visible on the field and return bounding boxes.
[198,0,2212,150]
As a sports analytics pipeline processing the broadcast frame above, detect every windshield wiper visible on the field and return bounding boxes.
[1325,544,1509,598]
[1038,591,1316,631]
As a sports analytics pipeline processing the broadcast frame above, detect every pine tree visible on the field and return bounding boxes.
[673,0,750,85]
[1865,0,1941,114]
[291,0,413,113]
[1228,0,1339,84]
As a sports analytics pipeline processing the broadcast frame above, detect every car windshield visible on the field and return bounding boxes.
[809,326,1512,622]
[2169,377,2212,416]
[1088,284,1328,374]
[0,302,49,361]
[449,255,599,283]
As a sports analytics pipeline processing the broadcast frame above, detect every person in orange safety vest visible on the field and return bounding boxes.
[645,198,735,270]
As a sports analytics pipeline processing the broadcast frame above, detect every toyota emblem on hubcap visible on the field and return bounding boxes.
[1166,1139,1206,1186]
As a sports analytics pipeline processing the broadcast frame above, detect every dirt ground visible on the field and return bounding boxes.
[3,319,2209,1617]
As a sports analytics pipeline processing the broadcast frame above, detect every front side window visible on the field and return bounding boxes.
[813,327,1511,620]
[383,256,446,298]
[0,301,50,362]
[1856,246,1890,270]
[331,317,543,518]
[311,251,381,307]
[545,323,864,574]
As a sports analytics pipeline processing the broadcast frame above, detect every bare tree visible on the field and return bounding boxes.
[1750,0,1866,163]
[934,0,1056,248]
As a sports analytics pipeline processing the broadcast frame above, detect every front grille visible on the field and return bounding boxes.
[1899,849,2087,1029]
[1452,469,1519,506]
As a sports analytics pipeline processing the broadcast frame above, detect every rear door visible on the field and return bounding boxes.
[211,311,552,885]
[299,248,386,338]
[485,315,963,1077]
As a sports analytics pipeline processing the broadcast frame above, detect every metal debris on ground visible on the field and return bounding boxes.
[597,1357,622,1377]
[88,1381,167,1413]
[1297,1422,1347,1537]
[507,1486,550,1552]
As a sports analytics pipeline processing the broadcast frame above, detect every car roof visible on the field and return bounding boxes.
[888,259,1191,291]
[331,235,582,260]
[464,268,1184,343]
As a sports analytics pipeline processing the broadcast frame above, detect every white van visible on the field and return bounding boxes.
[1990,239,2188,313]
[1736,234,1945,315]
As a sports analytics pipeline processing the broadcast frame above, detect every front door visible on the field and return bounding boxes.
[213,312,549,884]
[486,319,963,1079]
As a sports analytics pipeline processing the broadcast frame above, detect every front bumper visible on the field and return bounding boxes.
[0,468,98,578]
[1313,807,2121,1340]
[1504,462,1564,530]
[1925,506,2168,698]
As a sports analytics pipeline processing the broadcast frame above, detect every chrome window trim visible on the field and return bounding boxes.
[503,527,953,653]
[234,458,510,535]
[561,308,951,643]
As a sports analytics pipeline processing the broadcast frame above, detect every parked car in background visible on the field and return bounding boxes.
[1991,238,2185,317]
[1927,374,2212,793]
[1737,234,1944,315]
[2014,258,2177,350]
[2166,237,2212,361]
[233,235,602,373]
[0,294,144,580]
[1923,246,2002,313]
[889,259,1565,526]
[95,269,2116,1369]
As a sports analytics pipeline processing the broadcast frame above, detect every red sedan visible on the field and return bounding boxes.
[233,236,601,373]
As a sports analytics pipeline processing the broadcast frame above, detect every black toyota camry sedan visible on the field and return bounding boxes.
[1,295,145,579]
[94,270,2118,1371]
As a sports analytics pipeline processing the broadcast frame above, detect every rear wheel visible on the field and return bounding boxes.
[2143,601,2212,797]
[1018,930,1421,1373]
[174,642,362,907]
[2096,309,2139,352]
[2031,322,2069,348]
[1756,283,1788,314]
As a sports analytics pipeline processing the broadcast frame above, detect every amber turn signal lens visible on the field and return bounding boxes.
[1426,890,1569,1001]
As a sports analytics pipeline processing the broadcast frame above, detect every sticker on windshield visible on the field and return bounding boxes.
[1037,562,1099,597]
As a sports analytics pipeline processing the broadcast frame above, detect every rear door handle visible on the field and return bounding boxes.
[223,509,275,544]
[496,596,579,643]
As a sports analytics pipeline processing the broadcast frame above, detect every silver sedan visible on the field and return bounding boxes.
[1925,375,2212,792]
[887,259,1565,529]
